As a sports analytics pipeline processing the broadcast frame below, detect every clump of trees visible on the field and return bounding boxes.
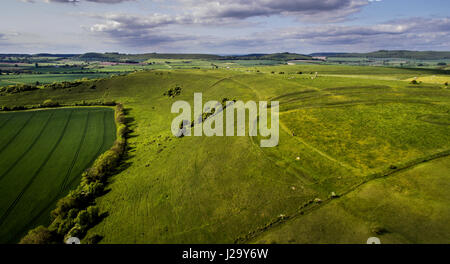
[20,103,129,244]
[19,226,59,244]
[40,99,60,108]
[410,79,421,85]
[0,84,39,94]
[75,100,116,106]
[44,81,83,90]
[1,99,117,112]
[164,85,182,98]
[1,105,27,111]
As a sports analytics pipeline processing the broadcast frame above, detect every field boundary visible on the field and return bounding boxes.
[0,112,35,157]
[0,115,12,130]
[59,111,90,192]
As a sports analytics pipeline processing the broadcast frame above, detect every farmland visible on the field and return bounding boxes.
[0,59,449,244]
[0,107,116,243]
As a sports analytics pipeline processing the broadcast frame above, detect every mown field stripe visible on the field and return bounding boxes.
[0,115,13,130]
[0,110,73,227]
[0,112,49,183]
[0,112,35,157]
[65,110,108,190]
[60,111,90,192]
[91,111,108,163]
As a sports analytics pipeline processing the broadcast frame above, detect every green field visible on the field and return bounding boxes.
[0,63,449,244]
[0,108,116,243]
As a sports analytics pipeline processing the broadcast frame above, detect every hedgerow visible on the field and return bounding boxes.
[0,84,39,94]
[0,100,117,112]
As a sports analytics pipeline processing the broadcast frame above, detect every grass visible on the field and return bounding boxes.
[0,107,116,243]
[253,155,450,244]
[0,63,448,244]
[405,75,450,84]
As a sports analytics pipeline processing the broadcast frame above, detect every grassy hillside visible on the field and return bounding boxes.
[0,64,449,244]
[223,52,312,61]
[0,108,116,243]
[254,155,450,244]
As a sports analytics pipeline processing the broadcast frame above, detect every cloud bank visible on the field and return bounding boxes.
[12,0,450,53]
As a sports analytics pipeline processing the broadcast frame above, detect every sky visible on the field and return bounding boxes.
[0,0,449,54]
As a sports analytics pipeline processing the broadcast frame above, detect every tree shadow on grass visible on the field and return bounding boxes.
[123,107,138,139]
[82,106,137,243]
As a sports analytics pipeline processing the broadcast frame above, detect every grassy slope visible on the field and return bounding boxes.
[0,64,448,243]
[0,108,115,243]
[254,155,450,244]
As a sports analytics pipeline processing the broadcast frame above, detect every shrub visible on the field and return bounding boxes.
[51,190,86,219]
[75,206,100,228]
[11,105,26,111]
[410,80,419,85]
[19,226,59,244]
[66,224,83,240]
[102,100,116,106]
[83,234,103,244]
[41,99,60,108]
[44,81,82,90]
[163,86,182,98]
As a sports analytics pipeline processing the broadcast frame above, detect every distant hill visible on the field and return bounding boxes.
[222,52,312,61]
[34,53,79,58]
[0,52,311,63]
[77,52,221,62]
[309,52,347,57]
[3,50,449,61]
[311,50,450,60]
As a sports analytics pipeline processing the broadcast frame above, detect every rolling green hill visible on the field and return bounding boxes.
[0,64,449,244]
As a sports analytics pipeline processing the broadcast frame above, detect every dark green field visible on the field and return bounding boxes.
[0,108,115,243]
